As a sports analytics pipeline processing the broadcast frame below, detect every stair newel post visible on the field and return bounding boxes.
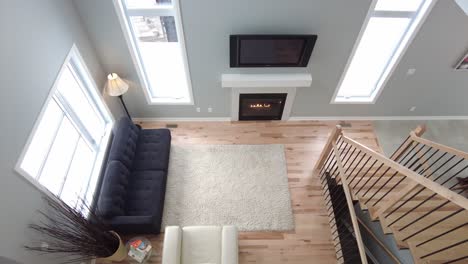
[313,125,342,174]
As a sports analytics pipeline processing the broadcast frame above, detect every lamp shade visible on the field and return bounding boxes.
[107,73,129,96]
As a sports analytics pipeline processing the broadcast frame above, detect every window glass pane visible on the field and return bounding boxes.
[56,66,105,142]
[375,0,424,12]
[337,17,410,98]
[130,16,190,100]
[20,100,63,177]
[125,0,172,8]
[38,117,79,195]
[60,138,95,207]
[131,16,178,43]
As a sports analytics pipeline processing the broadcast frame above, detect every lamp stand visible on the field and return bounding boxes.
[118,95,131,119]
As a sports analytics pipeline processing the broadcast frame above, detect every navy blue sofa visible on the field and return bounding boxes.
[96,117,171,234]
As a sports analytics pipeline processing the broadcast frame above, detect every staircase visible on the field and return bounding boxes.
[314,125,468,264]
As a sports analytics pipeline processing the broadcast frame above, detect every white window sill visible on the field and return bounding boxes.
[331,96,376,104]
[148,97,194,105]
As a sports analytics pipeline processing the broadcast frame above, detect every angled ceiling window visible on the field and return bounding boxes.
[114,0,193,104]
[332,0,435,103]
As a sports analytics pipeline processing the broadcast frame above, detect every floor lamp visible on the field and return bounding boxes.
[107,73,131,119]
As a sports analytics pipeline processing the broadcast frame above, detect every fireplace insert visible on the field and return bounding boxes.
[239,93,287,120]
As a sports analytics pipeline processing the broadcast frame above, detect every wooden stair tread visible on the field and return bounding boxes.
[408,240,468,264]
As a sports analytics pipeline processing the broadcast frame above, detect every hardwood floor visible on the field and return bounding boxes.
[100,120,381,264]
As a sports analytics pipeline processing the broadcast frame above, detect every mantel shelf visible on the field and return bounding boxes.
[221,73,312,88]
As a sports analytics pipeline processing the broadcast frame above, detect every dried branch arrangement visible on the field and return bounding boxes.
[25,196,119,264]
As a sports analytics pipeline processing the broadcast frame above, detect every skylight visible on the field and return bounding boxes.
[332,0,435,103]
[114,0,193,104]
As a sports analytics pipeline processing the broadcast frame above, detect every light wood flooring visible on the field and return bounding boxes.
[100,120,381,264]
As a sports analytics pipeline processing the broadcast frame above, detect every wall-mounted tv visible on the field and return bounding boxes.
[230,34,317,68]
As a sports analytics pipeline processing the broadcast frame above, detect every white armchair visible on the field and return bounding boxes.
[162,226,238,264]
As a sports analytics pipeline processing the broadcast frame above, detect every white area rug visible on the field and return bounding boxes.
[161,144,294,231]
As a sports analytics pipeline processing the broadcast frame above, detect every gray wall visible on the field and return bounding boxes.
[75,0,468,118]
[0,0,124,263]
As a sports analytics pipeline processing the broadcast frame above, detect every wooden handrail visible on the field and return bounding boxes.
[357,218,401,264]
[333,142,368,264]
[342,136,468,211]
[410,131,468,160]
[389,125,426,161]
[313,125,342,173]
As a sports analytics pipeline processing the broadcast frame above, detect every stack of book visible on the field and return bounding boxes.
[128,239,152,263]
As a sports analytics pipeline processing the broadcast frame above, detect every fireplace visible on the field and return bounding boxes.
[239,93,287,120]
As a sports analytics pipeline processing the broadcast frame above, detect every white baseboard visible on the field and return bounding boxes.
[289,116,468,121]
[132,117,231,122]
[132,116,468,122]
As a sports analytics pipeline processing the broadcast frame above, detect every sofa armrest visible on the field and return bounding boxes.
[108,215,160,234]
[162,226,182,264]
[221,226,238,264]
[109,215,154,225]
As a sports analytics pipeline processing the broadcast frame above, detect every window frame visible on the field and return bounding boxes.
[113,0,194,105]
[15,44,114,207]
[331,0,436,104]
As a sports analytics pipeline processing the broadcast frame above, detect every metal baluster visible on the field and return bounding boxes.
[329,202,351,224]
[441,255,468,264]
[366,145,431,205]
[406,145,433,170]
[398,185,466,231]
[320,156,337,184]
[349,156,372,186]
[420,239,468,259]
[389,136,412,162]
[342,148,357,168]
[327,192,347,213]
[374,148,439,207]
[352,159,378,189]
[346,153,367,185]
[385,153,457,219]
[397,142,423,165]
[361,166,392,199]
[344,150,362,177]
[333,225,356,245]
[319,147,335,176]
[335,144,354,184]
[325,172,346,208]
[388,162,467,227]
[356,163,384,195]
[415,222,468,247]
[319,138,344,176]
[402,209,464,242]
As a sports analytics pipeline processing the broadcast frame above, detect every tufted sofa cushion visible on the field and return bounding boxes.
[108,117,140,169]
[97,161,130,217]
[133,129,171,171]
[125,170,166,215]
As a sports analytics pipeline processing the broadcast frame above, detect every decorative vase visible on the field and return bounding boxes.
[102,231,127,262]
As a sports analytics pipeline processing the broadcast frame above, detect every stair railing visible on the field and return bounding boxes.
[315,125,468,263]
[316,126,368,264]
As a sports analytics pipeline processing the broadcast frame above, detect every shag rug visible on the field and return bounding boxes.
[161,144,295,231]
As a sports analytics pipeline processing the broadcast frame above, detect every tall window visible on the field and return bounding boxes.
[16,46,113,209]
[332,0,435,103]
[114,0,193,104]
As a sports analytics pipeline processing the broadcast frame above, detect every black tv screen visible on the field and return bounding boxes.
[230,35,317,67]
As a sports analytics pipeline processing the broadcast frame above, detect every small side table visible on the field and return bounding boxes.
[125,237,153,264]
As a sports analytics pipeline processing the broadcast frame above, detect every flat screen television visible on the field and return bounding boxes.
[230,34,317,67]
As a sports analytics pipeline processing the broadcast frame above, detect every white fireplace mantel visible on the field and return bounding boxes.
[221,73,312,121]
[221,73,312,88]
